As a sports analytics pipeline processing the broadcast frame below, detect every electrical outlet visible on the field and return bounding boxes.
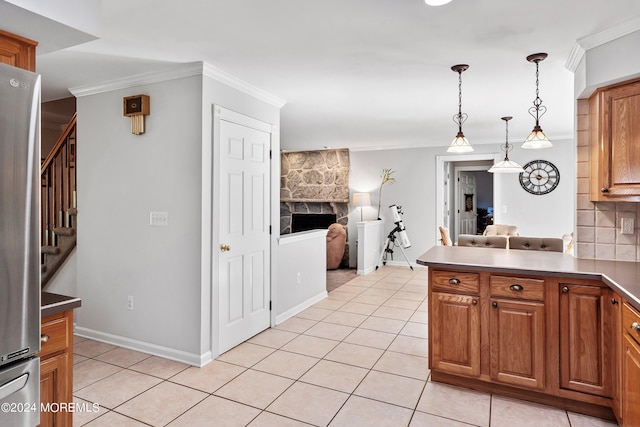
[150,211,169,226]
[127,295,134,310]
[621,217,635,235]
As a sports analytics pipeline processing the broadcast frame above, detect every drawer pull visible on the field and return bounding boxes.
[509,284,524,292]
[632,322,640,332]
[601,188,609,193]
[41,334,50,343]
[611,298,619,305]
[471,299,478,306]
[492,302,498,308]
[448,278,461,285]
[562,286,569,293]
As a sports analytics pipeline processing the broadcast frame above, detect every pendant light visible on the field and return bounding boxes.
[447,64,473,153]
[489,116,524,173]
[522,53,552,149]
[424,0,452,5]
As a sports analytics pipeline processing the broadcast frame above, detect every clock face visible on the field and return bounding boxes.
[519,160,560,195]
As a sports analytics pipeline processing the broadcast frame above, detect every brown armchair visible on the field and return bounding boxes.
[326,223,346,269]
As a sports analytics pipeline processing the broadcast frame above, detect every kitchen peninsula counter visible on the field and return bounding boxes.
[416,246,640,311]
[41,291,82,317]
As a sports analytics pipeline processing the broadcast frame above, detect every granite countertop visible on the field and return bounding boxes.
[417,246,640,311]
[41,291,82,317]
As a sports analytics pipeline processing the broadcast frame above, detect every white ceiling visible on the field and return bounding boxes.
[28,0,640,151]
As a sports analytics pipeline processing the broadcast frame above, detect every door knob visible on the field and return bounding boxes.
[220,244,231,252]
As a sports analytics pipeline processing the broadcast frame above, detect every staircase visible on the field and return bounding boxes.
[41,113,77,287]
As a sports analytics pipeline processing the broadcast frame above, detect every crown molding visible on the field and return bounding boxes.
[202,63,286,108]
[70,61,287,108]
[69,62,203,97]
[566,16,640,72]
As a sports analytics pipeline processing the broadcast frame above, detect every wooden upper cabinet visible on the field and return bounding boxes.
[0,29,37,71]
[590,78,640,201]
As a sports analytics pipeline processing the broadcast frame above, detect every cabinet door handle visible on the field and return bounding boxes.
[601,188,609,193]
[611,298,619,305]
[492,302,498,308]
[41,334,50,343]
[562,286,569,293]
[471,299,478,306]
[448,278,461,285]
[632,322,640,332]
[509,284,524,292]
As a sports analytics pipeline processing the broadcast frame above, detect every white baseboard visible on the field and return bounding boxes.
[74,326,212,367]
[357,265,377,275]
[274,291,328,325]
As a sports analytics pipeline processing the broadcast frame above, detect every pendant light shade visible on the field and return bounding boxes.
[489,116,524,174]
[522,53,552,149]
[447,64,473,153]
[424,0,453,5]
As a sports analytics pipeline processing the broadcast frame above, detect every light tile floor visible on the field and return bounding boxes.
[72,266,620,426]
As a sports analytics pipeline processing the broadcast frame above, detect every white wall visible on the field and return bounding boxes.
[349,141,575,264]
[493,138,575,238]
[75,75,206,363]
[73,63,282,365]
[274,230,327,324]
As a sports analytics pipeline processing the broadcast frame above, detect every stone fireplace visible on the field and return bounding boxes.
[280,149,350,266]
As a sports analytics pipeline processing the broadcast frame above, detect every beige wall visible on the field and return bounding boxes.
[575,98,639,261]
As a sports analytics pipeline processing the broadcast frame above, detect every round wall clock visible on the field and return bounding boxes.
[519,160,560,195]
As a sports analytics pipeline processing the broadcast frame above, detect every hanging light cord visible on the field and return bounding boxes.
[453,69,468,131]
[529,60,546,125]
[502,118,513,160]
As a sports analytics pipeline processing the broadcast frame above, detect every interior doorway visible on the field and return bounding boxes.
[436,154,497,245]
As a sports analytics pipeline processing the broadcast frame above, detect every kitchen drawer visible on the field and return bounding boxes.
[432,270,479,295]
[623,301,640,345]
[39,314,69,358]
[490,275,544,301]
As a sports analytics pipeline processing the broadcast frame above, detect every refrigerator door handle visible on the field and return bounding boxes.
[0,373,29,401]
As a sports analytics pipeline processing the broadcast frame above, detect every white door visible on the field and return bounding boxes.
[458,171,477,237]
[218,118,271,354]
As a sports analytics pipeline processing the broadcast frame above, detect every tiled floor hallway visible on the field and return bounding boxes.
[72,266,619,426]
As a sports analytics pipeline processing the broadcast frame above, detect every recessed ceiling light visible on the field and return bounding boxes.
[424,0,452,5]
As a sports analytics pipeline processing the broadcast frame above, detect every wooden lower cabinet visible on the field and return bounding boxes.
[559,283,613,397]
[39,310,74,427]
[489,298,545,389]
[429,268,623,422]
[621,333,640,426]
[430,291,480,377]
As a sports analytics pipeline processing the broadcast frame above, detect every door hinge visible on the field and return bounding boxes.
[269,301,272,310]
[269,149,272,159]
[269,225,272,235]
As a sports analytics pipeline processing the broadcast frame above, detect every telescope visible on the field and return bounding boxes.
[377,204,413,270]
[389,204,411,249]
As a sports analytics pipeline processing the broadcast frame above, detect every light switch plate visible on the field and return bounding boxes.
[621,217,635,235]
[150,211,169,226]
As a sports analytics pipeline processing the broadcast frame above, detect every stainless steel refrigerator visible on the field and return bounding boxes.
[0,62,42,427]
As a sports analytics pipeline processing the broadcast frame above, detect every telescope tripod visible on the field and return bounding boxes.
[376,225,413,270]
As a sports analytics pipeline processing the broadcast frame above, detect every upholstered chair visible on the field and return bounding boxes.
[483,224,519,237]
[326,223,347,269]
[508,236,564,252]
[457,234,508,248]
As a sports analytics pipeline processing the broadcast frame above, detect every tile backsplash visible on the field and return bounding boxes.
[575,99,639,261]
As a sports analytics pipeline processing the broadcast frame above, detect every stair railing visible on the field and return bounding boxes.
[41,113,77,249]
